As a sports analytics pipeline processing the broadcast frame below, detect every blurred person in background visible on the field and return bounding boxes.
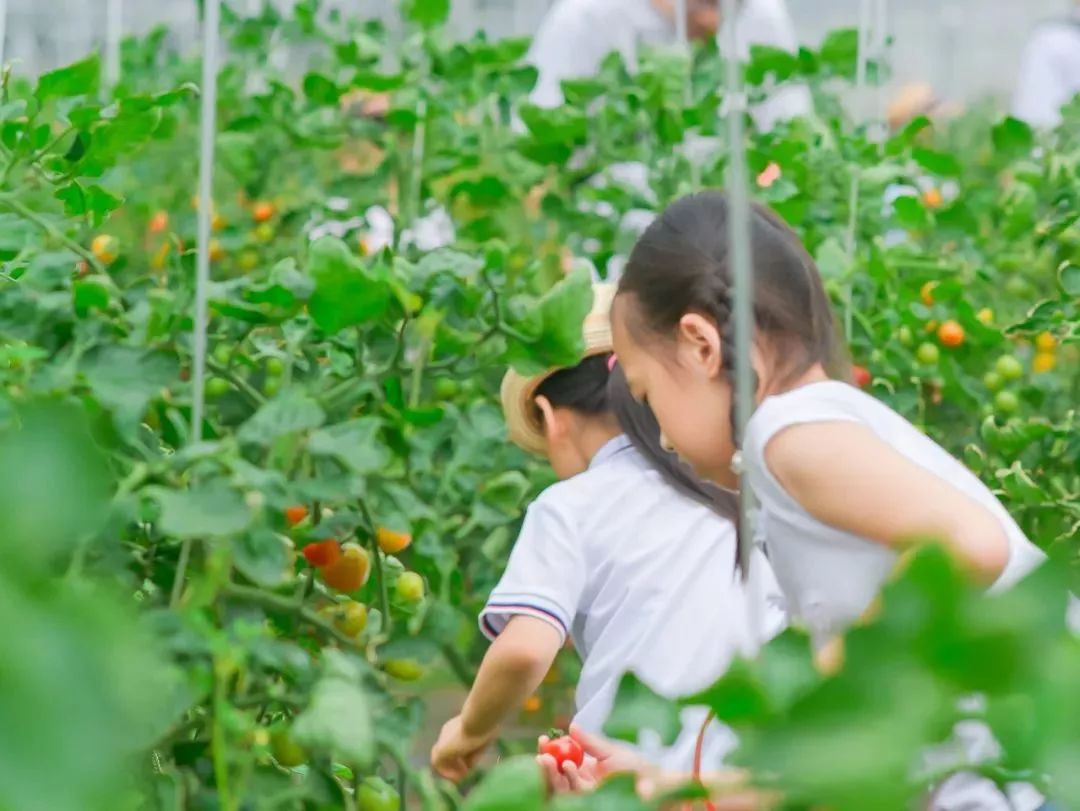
[527,0,812,130]
[1012,2,1080,128]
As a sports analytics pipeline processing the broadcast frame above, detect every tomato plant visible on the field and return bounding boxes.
[0,4,1075,811]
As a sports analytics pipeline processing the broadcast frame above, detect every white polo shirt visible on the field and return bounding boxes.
[481,435,785,770]
[526,0,812,129]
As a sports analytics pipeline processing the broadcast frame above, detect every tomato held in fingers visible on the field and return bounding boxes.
[357,777,400,811]
[321,543,370,593]
[302,539,341,568]
[539,734,584,771]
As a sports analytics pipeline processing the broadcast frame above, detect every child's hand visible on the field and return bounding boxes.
[535,724,650,794]
[430,715,491,782]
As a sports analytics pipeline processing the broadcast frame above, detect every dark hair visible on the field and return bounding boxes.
[617,191,845,574]
[607,365,742,542]
[618,190,844,447]
[533,354,612,419]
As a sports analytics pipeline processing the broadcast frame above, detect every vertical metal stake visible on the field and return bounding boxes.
[674,0,689,50]
[721,0,755,582]
[843,0,873,339]
[191,0,221,442]
[0,0,7,70]
[105,0,122,88]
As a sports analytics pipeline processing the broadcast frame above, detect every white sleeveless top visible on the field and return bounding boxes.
[744,380,1047,646]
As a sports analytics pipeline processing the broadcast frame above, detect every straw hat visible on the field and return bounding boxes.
[501,282,617,455]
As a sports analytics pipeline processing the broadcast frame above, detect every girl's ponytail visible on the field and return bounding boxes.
[607,364,746,576]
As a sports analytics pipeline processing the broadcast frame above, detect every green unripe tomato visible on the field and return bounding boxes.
[916,343,940,365]
[982,371,1003,392]
[205,377,230,397]
[266,357,285,378]
[212,344,232,366]
[384,659,424,682]
[395,571,425,603]
[433,378,460,400]
[263,376,282,397]
[898,326,915,347]
[357,777,400,811]
[995,355,1023,381]
[270,728,307,768]
[994,390,1020,415]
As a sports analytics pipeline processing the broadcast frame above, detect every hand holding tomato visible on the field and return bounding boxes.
[536,724,650,795]
[539,731,584,770]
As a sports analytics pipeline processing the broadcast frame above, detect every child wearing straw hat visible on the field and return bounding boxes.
[429,283,783,784]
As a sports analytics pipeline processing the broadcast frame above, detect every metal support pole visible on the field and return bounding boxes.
[721,0,755,582]
[674,0,689,50]
[0,0,7,70]
[191,0,221,442]
[843,0,873,338]
[172,0,220,611]
[105,0,122,88]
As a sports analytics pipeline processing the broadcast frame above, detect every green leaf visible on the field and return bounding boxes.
[73,276,112,317]
[307,237,392,334]
[818,28,859,78]
[0,399,113,560]
[550,775,651,811]
[292,652,374,767]
[302,72,340,106]
[150,483,252,538]
[80,346,179,430]
[308,417,388,473]
[57,183,123,228]
[238,390,325,445]
[912,147,962,177]
[509,266,594,372]
[35,54,100,101]
[991,116,1034,157]
[1059,262,1080,297]
[232,530,290,588]
[463,756,543,811]
[603,672,681,746]
[401,0,450,29]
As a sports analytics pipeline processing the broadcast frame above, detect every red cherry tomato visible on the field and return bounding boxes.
[302,539,341,568]
[540,736,584,771]
[852,364,872,389]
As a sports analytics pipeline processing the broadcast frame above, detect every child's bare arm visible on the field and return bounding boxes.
[431,616,562,781]
[765,422,1010,584]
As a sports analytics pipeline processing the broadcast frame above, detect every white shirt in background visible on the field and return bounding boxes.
[480,435,785,771]
[1012,15,1080,128]
[526,0,812,129]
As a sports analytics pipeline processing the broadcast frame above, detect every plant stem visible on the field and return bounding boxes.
[206,358,266,407]
[439,643,476,688]
[212,656,236,811]
[0,194,103,271]
[356,500,392,635]
[170,538,193,608]
[221,582,364,651]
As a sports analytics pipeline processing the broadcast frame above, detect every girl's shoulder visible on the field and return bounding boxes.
[747,380,894,453]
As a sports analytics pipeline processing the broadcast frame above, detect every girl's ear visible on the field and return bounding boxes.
[535,394,562,443]
[676,313,723,378]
